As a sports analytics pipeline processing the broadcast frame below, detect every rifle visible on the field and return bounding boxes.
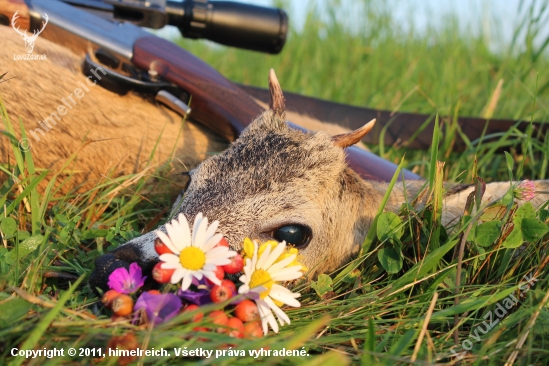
[1,0,421,182]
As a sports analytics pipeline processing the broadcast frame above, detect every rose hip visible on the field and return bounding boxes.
[154,237,173,255]
[210,280,236,303]
[243,321,264,339]
[182,304,203,323]
[208,310,229,333]
[111,294,134,317]
[102,289,120,308]
[235,300,259,322]
[222,253,244,274]
[205,265,225,286]
[152,262,174,284]
[226,317,244,338]
[217,237,229,248]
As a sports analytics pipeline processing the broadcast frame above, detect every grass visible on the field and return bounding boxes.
[2,0,549,364]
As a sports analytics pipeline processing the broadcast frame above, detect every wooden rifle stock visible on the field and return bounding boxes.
[133,37,421,182]
[0,0,30,29]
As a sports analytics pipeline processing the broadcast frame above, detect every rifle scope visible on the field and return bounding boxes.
[165,0,287,54]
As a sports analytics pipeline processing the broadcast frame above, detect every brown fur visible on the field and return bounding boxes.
[0,25,227,192]
[2,24,547,287]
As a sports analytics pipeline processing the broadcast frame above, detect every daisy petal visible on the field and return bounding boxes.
[269,285,301,307]
[202,233,224,252]
[203,270,221,286]
[265,296,291,325]
[204,220,219,242]
[192,213,204,246]
[156,230,179,254]
[256,301,269,335]
[268,254,297,273]
[262,242,286,269]
[172,213,192,248]
[160,262,181,270]
[256,243,272,270]
[181,271,193,291]
[171,268,186,284]
[159,253,180,264]
[271,266,304,282]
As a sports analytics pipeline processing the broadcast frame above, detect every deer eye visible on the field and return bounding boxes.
[273,225,311,248]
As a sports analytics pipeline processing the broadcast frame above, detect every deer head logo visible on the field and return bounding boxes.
[12,11,48,54]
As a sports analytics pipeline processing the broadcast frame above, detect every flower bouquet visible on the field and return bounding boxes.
[101,213,307,338]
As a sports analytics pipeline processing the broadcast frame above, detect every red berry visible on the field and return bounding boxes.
[154,237,173,255]
[226,317,244,338]
[208,310,229,333]
[217,237,229,248]
[235,300,259,322]
[152,262,174,284]
[182,304,203,323]
[222,253,244,274]
[243,321,263,339]
[102,289,120,308]
[210,280,236,303]
[206,265,225,286]
[111,294,134,317]
[148,290,161,295]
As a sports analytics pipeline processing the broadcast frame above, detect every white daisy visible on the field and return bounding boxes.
[238,240,303,335]
[156,213,236,291]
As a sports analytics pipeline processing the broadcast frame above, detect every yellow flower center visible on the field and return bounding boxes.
[179,247,206,270]
[249,269,274,299]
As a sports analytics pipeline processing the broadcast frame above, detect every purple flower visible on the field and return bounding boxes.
[515,180,536,201]
[107,263,146,294]
[177,288,212,306]
[134,292,182,325]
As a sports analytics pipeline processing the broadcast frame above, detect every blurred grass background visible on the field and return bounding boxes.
[176,0,549,122]
[172,0,549,183]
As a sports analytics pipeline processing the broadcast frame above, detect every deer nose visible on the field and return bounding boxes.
[88,244,158,294]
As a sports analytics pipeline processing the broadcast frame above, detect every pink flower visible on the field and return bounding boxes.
[107,263,146,294]
[515,180,536,201]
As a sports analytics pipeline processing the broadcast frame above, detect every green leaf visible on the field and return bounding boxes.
[80,229,109,240]
[502,226,523,248]
[514,202,536,223]
[0,298,32,328]
[521,218,549,242]
[377,212,403,242]
[378,246,402,274]
[4,235,45,264]
[0,217,17,237]
[475,220,502,247]
[310,274,333,297]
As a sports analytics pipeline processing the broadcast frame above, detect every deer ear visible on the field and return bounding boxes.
[332,119,376,148]
[268,68,286,119]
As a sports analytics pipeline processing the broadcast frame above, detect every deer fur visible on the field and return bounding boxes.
[0,25,227,193]
[90,70,549,291]
[1,25,547,290]
[0,24,361,193]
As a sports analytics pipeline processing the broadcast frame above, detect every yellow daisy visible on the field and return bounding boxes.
[238,240,304,335]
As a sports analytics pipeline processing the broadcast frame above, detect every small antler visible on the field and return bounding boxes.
[11,11,27,37]
[33,14,48,38]
[332,119,376,148]
[268,68,286,119]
